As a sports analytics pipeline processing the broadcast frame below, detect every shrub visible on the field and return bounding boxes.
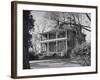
[71,42,91,66]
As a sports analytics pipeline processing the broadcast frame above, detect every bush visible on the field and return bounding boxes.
[29,52,39,60]
[71,42,91,66]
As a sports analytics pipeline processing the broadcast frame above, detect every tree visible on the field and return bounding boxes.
[44,12,91,32]
[23,10,35,69]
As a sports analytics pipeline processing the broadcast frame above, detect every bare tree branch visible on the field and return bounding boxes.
[86,13,91,21]
[61,22,91,32]
[35,24,40,33]
[42,20,47,33]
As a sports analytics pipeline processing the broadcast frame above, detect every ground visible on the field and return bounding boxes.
[29,59,82,69]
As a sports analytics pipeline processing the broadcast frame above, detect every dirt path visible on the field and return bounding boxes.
[29,59,82,69]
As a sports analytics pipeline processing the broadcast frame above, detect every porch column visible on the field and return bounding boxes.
[66,30,67,51]
[56,32,58,54]
[40,35,42,52]
[47,33,49,56]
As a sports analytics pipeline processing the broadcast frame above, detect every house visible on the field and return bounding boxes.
[39,23,86,57]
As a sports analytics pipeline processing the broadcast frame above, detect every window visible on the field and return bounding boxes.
[49,32,56,39]
[49,42,56,52]
[58,31,66,38]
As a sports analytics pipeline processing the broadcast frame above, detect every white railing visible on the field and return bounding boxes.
[40,37,67,43]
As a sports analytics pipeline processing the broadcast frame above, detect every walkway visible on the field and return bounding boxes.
[29,59,82,69]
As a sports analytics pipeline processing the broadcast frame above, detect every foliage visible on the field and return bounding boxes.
[23,10,35,69]
[71,42,91,66]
